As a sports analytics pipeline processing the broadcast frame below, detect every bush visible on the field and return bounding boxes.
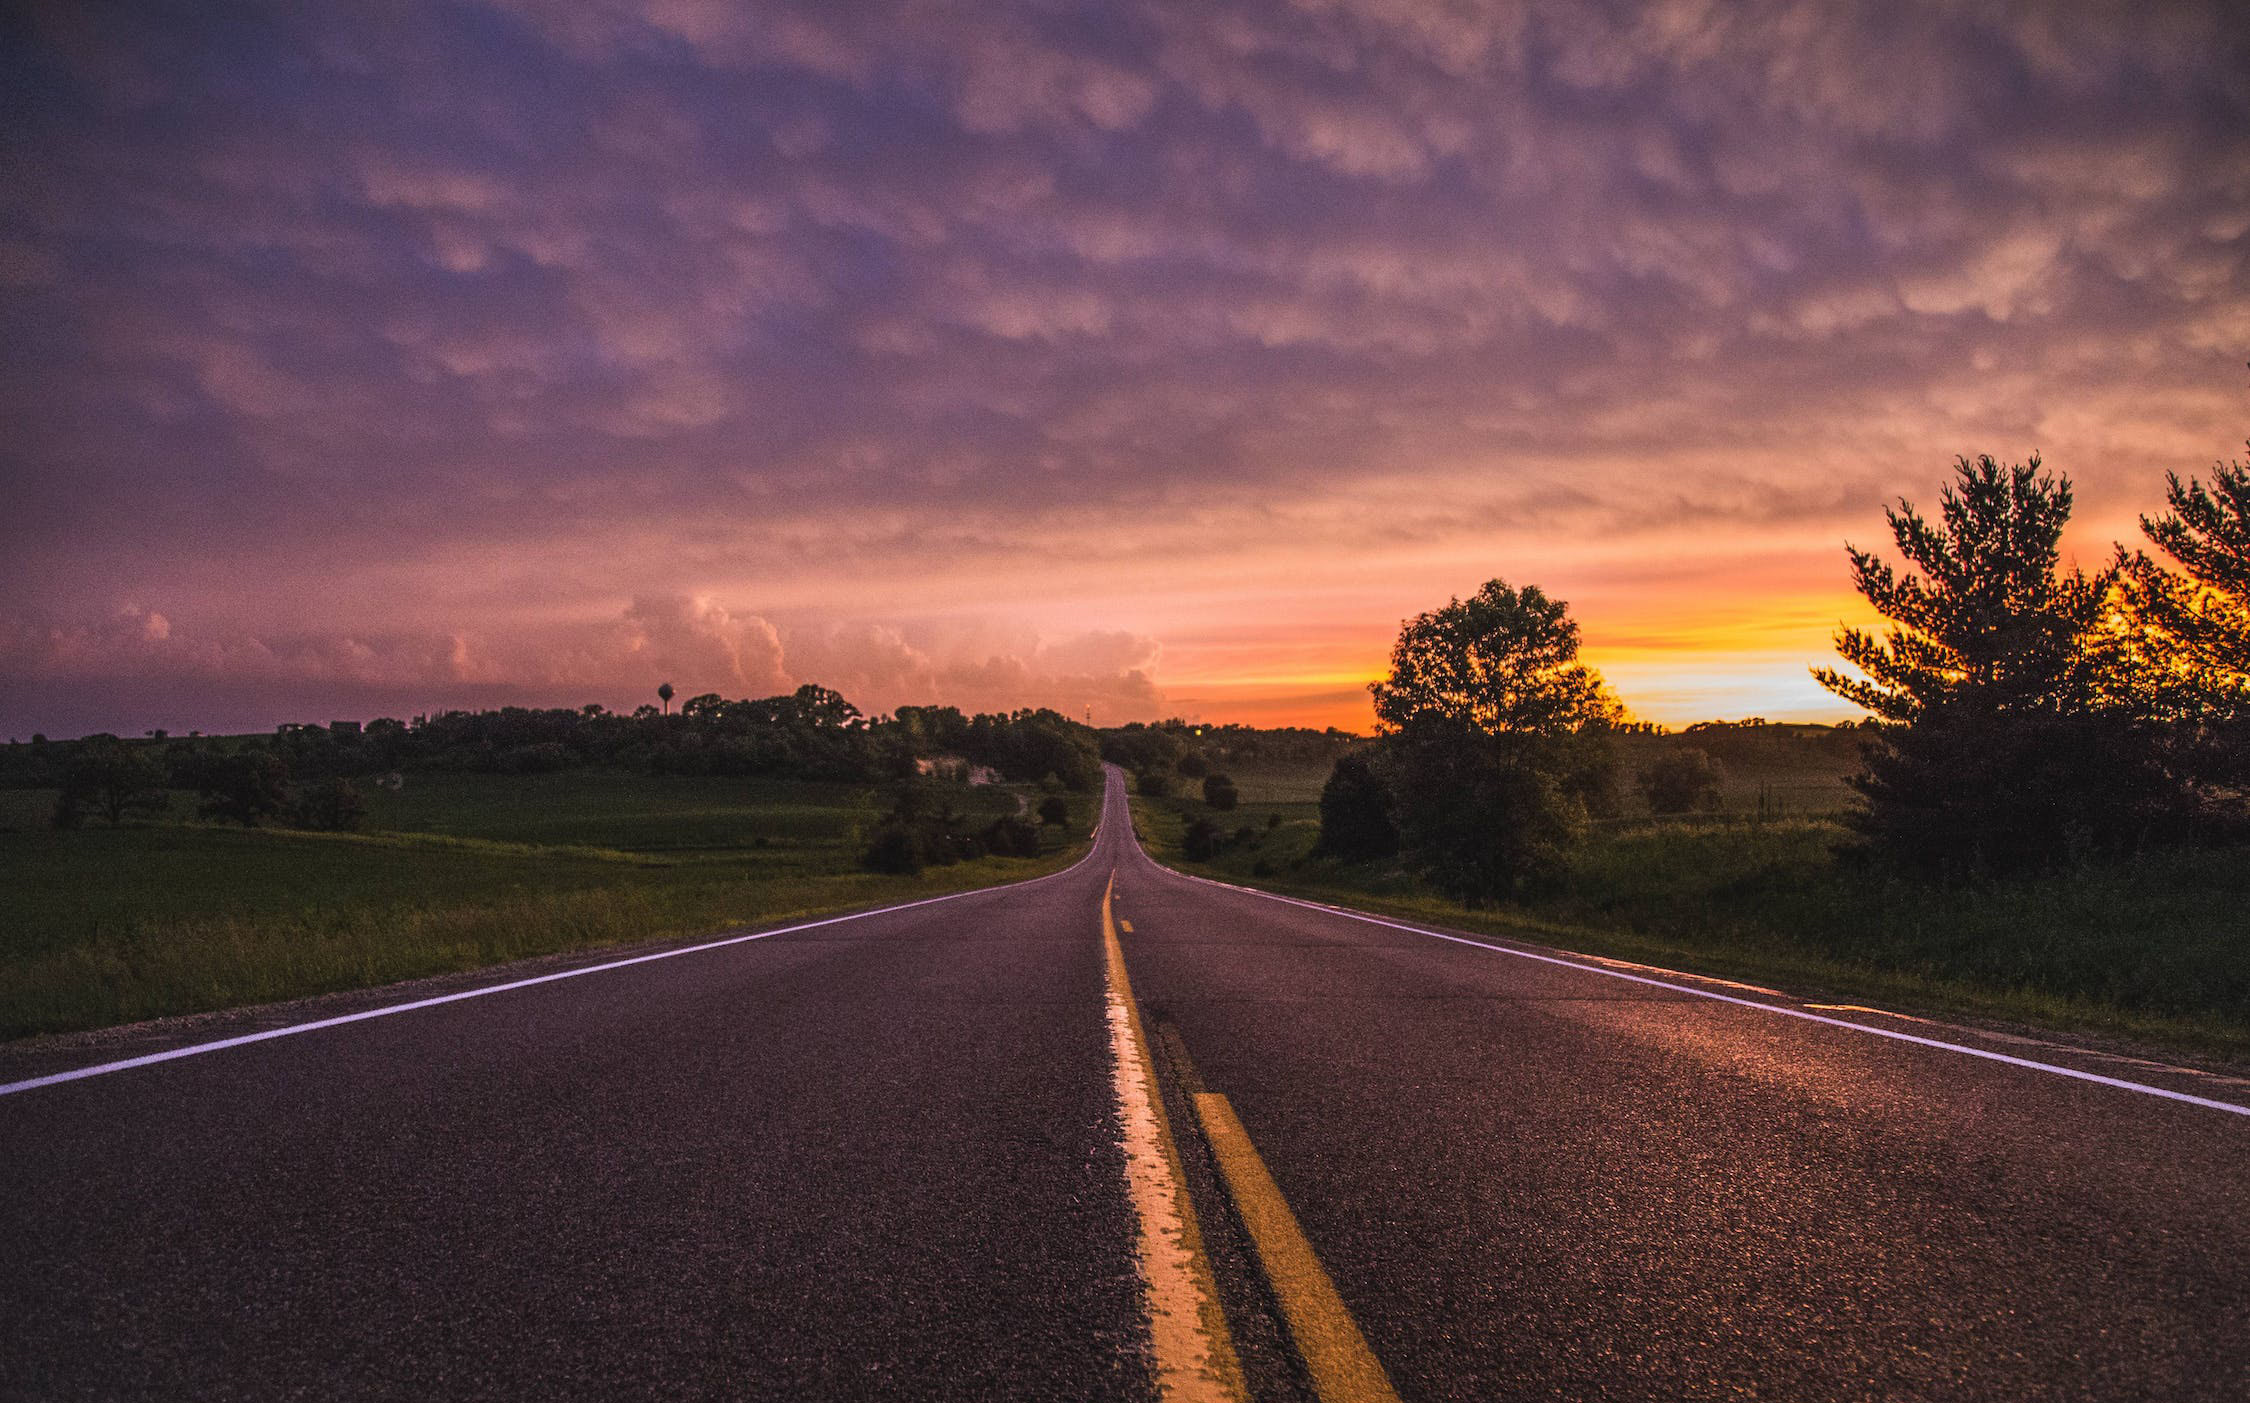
[1037,795,1070,828]
[981,814,1044,858]
[198,752,291,827]
[1135,768,1173,797]
[1202,773,1239,810]
[1182,818,1223,862]
[1639,748,1724,814]
[1176,751,1209,779]
[1313,750,1399,860]
[862,822,924,874]
[293,777,366,832]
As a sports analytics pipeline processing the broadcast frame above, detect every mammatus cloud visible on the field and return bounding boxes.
[1,1,2244,735]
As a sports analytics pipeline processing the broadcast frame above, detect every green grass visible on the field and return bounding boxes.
[1139,754,2250,1062]
[0,773,1090,1040]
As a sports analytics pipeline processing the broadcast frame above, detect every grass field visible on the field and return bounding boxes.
[1141,744,2250,1060]
[0,774,1089,1040]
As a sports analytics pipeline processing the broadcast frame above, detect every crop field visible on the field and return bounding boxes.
[0,773,1086,1040]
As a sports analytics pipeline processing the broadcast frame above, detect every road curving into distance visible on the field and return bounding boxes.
[4,766,2246,1400]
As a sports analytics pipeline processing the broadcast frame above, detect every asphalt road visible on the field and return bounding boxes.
[5,767,2248,1400]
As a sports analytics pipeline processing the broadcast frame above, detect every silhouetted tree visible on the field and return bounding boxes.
[1202,773,1239,810]
[1313,750,1399,860]
[54,735,169,828]
[2116,440,2250,725]
[1371,579,1622,735]
[1815,455,2178,872]
[1368,580,1622,901]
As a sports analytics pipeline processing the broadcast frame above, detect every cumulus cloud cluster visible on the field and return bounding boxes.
[1,0,2245,733]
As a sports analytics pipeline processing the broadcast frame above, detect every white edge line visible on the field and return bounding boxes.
[2,818,1109,1100]
[1161,867,2250,1120]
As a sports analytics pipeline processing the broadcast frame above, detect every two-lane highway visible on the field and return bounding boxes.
[6,766,2247,1399]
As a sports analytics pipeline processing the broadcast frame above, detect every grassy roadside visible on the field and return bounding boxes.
[1130,783,2250,1065]
[0,776,1096,1040]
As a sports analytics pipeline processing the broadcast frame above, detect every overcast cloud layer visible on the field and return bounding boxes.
[3,0,2246,736]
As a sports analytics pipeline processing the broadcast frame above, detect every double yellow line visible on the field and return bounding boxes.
[1102,874,1402,1403]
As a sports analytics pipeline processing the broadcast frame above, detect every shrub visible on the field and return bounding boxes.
[198,752,291,827]
[293,777,366,832]
[1176,751,1209,779]
[1639,748,1723,815]
[1135,768,1173,797]
[862,822,924,874]
[1037,795,1070,828]
[981,814,1044,858]
[1313,750,1398,860]
[1182,818,1223,862]
[1202,773,1239,810]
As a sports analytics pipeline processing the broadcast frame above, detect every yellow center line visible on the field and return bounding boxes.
[1120,919,1135,933]
[1193,1093,1404,1403]
[1103,873,1247,1403]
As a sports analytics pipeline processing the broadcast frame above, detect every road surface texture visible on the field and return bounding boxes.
[5,766,2247,1400]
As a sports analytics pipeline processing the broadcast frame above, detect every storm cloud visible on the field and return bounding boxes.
[3,0,2245,734]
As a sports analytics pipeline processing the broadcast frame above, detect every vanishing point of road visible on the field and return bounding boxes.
[5,766,2247,1400]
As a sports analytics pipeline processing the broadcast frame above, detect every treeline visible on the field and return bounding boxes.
[1314,442,2250,898]
[8,684,1119,833]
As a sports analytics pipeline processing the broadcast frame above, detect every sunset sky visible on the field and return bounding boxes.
[3,1,2246,739]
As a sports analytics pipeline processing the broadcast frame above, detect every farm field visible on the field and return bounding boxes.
[0,773,1088,1040]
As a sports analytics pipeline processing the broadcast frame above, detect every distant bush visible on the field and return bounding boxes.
[1313,750,1398,860]
[1639,748,1724,815]
[1182,818,1223,862]
[862,821,924,875]
[981,814,1044,858]
[198,752,291,827]
[1175,751,1209,779]
[1135,768,1173,798]
[292,777,366,832]
[1202,773,1239,810]
[1037,795,1070,828]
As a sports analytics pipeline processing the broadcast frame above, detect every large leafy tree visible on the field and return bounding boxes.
[1815,455,2176,872]
[1371,580,1621,734]
[1356,579,1622,903]
[52,735,170,828]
